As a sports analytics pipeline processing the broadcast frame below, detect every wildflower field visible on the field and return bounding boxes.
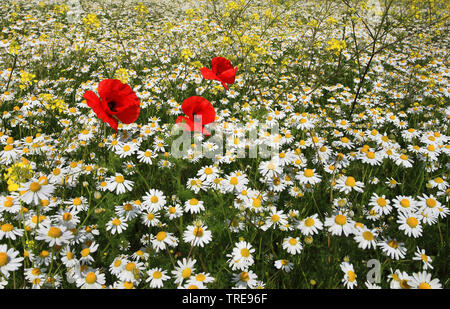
[0,0,449,290]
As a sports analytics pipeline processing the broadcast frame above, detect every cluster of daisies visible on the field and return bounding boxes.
[0,0,449,289]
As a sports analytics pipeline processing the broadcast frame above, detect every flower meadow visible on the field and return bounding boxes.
[0,0,449,290]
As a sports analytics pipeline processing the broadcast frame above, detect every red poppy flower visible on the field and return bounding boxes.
[176,96,215,136]
[200,57,238,90]
[82,79,140,132]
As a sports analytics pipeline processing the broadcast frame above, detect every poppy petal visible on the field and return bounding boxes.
[211,57,233,74]
[200,67,218,80]
[217,67,237,85]
[83,90,118,132]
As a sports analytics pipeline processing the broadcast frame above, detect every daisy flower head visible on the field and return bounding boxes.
[296,168,322,186]
[325,211,355,236]
[397,212,422,238]
[378,238,407,260]
[171,258,197,286]
[392,195,417,214]
[353,227,378,250]
[0,222,24,241]
[183,223,212,247]
[412,247,433,270]
[142,189,166,212]
[274,259,294,272]
[20,176,55,205]
[282,236,303,255]
[297,213,323,236]
[106,173,134,195]
[146,267,170,288]
[369,193,392,215]
[106,217,128,235]
[227,241,256,271]
[409,271,442,289]
[36,223,73,247]
[118,260,145,283]
[151,231,178,252]
[232,270,258,289]
[261,208,288,231]
[76,268,106,289]
[416,194,442,217]
[115,201,141,221]
[388,269,412,289]
[222,171,249,193]
[334,175,364,194]
[184,198,205,214]
[340,262,357,289]
[165,203,183,220]
[0,244,24,279]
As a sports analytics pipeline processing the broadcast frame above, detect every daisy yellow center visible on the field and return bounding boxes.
[347,270,356,282]
[181,268,192,278]
[418,282,431,289]
[85,272,97,284]
[345,177,356,187]
[123,145,130,152]
[0,252,8,266]
[204,167,213,175]
[168,206,176,214]
[288,238,297,245]
[63,212,72,221]
[156,231,166,241]
[230,177,238,186]
[31,268,41,276]
[147,213,155,220]
[400,154,408,160]
[4,198,13,208]
[73,198,82,206]
[388,240,398,248]
[362,231,374,241]
[123,281,133,289]
[434,177,443,183]
[193,227,203,237]
[1,223,13,232]
[304,169,314,177]
[406,217,418,228]
[421,254,428,262]
[271,214,280,222]
[195,274,206,281]
[377,197,387,207]
[189,198,198,206]
[81,248,90,257]
[4,145,13,151]
[115,175,125,183]
[125,262,135,272]
[304,218,315,227]
[240,272,249,282]
[400,199,410,208]
[29,182,41,192]
[144,151,152,157]
[241,248,250,258]
[426,198,436,208]
[114,260,122,267]
[335,214,347,225]
[123,203,133,211]
[252,198,261,208]
[366,152,375,159]
[112,218,121,226]
[153,271,162,279]
[151,196,159,203]
[48,227,62,238]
